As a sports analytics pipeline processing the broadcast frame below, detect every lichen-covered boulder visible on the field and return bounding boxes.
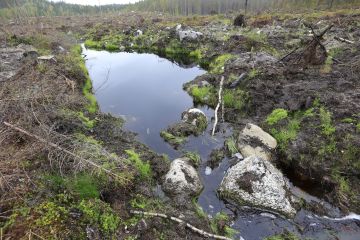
[218,156,297,217]
[237,123,277,161]
[162,158,203,202]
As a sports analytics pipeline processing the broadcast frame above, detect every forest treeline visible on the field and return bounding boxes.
[0,0,125,19]
[1,0,360,20]
[129,0,360,15]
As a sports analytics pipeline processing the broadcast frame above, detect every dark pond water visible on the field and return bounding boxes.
[83,46,360,240]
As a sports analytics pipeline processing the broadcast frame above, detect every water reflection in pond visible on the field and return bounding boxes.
[83,46,360,240]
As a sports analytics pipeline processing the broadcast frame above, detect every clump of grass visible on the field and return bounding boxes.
[266,108,288,125]
[35,201,68,227]
[105,43,119,51]
[160,131,186,147]
[125,150,152,180]
[225,137,238,155]
[183,151,201,168]
[319,107,336,136]
[190,86,212,103]
[130,194,163,211]
[270,118,301,151]
[85,39,101,49]
[341,118,356,124]
[209,54,234,74]
[357,123,360,131]
[78,199,120,234]
[70,45,98,113]
[223,89,248,110]
[43,173,100,200]
[78,111,96,128]
[68,173,100,199]
[321,55,333,73]
[191,198,207,219]
[210,212,238,238]
[189,49,202,61]
[248,68,260,79]
[242,28,267,43]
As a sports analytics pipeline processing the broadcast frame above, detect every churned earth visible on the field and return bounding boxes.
[1,9,360,240]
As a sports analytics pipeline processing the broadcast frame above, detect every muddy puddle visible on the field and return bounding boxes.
[83,46,360,240]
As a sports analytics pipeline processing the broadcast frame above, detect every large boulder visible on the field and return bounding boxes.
[175,24,203,41]
[162,158,203,203]
[237,123,277,161]
[219,156,297,217]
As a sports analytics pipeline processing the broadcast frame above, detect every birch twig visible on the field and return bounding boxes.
[130,210,235,240]
[212,76,224,136]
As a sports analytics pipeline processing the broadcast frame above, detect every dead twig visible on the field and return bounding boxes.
[212,76,224,136]
[334,36,354,44]
[130,210,235,240]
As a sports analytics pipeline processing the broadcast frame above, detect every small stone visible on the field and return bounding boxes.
[234,152,244,160]
[205,166,212,175]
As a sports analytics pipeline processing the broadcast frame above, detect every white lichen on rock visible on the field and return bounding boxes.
[219,156,297,217]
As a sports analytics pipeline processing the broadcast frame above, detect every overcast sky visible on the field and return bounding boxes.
[50,0,139,5]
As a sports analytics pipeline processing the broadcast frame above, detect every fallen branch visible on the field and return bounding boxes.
[334,36,354,44]
[3,121,128,183]
[212,76,224,136]
[130,210,234,240]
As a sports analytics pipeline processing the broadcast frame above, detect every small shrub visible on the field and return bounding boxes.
[266,108,288,125]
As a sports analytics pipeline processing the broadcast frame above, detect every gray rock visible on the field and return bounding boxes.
[234,152,244,160]
[182,108,207,129]
[162,157,203,200]
[219,156,297,217]
[237,123,277,161]
[229,72,247,88]
[176,25,203,41]
[135,29,143,36]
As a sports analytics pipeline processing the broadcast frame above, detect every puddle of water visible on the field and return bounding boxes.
[83,46,360,240]
[84,47,206,158]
